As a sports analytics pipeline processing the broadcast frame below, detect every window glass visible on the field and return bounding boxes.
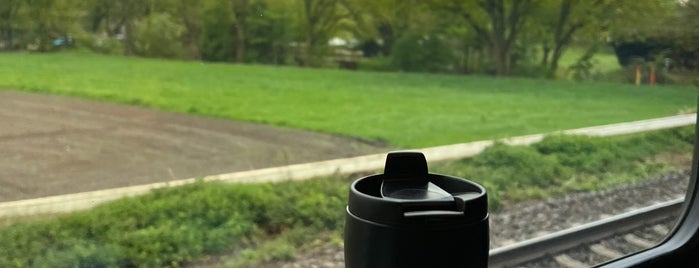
[0,0,696,267]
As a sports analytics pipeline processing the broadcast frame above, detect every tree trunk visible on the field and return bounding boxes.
[377,23,394,55]
[545,0,583,77]
[301,0,313,67]
[491,43,509,76]
[303,28,312,67]
[477,0,531,76]
[8,28,12,49]
[541,46,550,66]
[1,1,19,50]
[124,21,135,55]
[235,24,245,62]
[232,0,248,63]
[1,27,14,50]
[185,24,201,60]
[179,3,201,60]
[490,31,510,76]
[549,44,565,75]
[117,0,138,56]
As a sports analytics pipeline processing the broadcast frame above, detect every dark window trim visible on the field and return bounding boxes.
[599,108,699,267]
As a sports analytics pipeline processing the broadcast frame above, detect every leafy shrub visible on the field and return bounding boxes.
[391,34,454,73]
[434,126,694,206]
[89,36,124,55]
[201,2,233,62]
[470,143,570,188]
[535,135,619,173]
[31,242,124,268]
[133,13,187,59]
[234,236,295,266]
[511,64,549,78]
[567,49,600,81]
[243,1,294,65]
[357,57,395,72]
[0,177,350,267]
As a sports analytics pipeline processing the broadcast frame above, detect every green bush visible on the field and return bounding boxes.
[357,57,395,72]
[133,13,187,59]
[243,1,294,65]
[433,126,694,205]
[391,34,454,73]
[535,135,619,173]
[567,48,600,81]
[471,143,570,188]
[511,64,549,78]
[31,242,124,268]
[200,1,233,62]
[0,177,350,267]
[88,36,124,55]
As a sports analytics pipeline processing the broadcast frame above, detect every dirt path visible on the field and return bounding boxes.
[0,91,387,202]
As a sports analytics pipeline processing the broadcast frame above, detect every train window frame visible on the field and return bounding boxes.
[600,100,699,267]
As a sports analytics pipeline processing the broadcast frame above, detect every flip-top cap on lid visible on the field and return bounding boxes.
[348,151,487,225]
[381,151,453,201]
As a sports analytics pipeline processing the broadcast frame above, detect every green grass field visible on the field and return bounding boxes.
[559,48,622,74]
[0,52,695,147]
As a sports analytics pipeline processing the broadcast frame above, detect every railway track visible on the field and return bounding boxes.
[489,198,685,268]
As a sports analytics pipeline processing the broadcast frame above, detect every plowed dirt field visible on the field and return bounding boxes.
[0,91,385,202]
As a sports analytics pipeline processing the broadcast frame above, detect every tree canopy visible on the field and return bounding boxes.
[0,0,693,76]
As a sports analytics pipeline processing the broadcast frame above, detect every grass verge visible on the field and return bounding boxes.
[0,126,693,267]
[0,52,695,147]
[558,48,622,74]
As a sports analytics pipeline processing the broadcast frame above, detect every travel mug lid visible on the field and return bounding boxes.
[348,151,488,225]
[381,151,453,202]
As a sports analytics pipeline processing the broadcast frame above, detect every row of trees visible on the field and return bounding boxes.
[0,0,696,76]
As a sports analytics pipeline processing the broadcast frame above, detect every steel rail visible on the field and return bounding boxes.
[488,198,685,267]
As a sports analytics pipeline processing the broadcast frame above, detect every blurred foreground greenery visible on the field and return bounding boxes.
[0,126,693,267]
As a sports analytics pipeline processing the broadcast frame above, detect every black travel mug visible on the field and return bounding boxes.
[344,151,489,267]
